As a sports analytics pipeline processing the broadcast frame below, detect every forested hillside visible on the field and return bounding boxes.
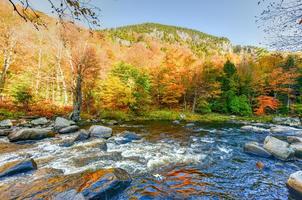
[0,0,301,119]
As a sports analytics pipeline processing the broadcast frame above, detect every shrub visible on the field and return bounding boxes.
[196,99,212,114]
[12,85,33,110]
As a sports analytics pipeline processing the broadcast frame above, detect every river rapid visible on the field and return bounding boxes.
[0,120,301,199]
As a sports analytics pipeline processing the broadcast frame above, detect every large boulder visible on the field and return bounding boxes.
[8,128,55,142]
[89,125,112,139]
[287,136,302,144]
[270,126,302,136]
[31,117,48,126]
[263,136,295,160]
[273,117,301,127]
[58,125,79,134]
[54,117,75,131]
[0,119,13,128]
[287,171,302,199]
[241,125,270,134]
[243,142,272,158]
[0,159,37,178]
[290,143,302,158]
[0,168,132,200]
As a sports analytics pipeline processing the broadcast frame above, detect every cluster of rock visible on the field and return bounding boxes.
[0,116,135,199]
[241,116,302,198]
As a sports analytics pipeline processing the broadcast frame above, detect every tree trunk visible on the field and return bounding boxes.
[192,89,197,113]
[35,46,42,95]
[71,74,82,122]
[0,49,13,97]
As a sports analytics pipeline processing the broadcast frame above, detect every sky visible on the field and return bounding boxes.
[30,0,267,46]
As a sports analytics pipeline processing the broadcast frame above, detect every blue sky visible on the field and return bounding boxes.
[31,0,266,46]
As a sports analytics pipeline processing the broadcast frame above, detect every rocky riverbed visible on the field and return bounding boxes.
[0,116,302,199]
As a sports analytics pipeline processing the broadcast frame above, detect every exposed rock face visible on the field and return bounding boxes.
[31,117,48,126]
[0,119,13,128]
[89,125,112,139]
[243,142,272,158]
[58,125,79,134]
[273,117,301,127]
[241,126,270,134]
[287,136,302,144]
[8,128,55,142]
[0,168,132,200]
[54,117,75,131]
[287,171,302,199]
[0,159,37,178]
[290,143,302,158]
[263,136,295,160]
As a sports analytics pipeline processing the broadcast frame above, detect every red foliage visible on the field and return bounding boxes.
[255,96,279,115]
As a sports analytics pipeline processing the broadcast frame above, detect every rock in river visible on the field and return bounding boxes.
[273,117,301,127]
[0,168,132,200]
[0,119,13,128]
[241,125,270,134]
[58,125,79,134]
[8,128,55,142]
[31,117,48,126]
[0,159,37,178]
[89,125,112,139]
[270,126,302,136]
[287,136,302,144]
[290,143,302,158]
[287,171,302,199]
[54,117,75,131]
[73,129,90,142]
[243,142,272,158]
[263,136,295,160]
[0,129,12,136]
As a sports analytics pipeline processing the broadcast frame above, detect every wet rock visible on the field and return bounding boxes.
[241,125,270,134]
[0,119,13,128]
[0,168,132,200]
[287,136,302,144]
[54,190,85,200]
[290,143,302,158]
[120,131,141,140]
[54,117,75,131]
[89,125,112,139]
[244,142,272,158]
[0,159,37,178]
[0,128,12,136]
[185,123,195,128]
[31,117,48,126]
[287,171,302,199]
[58,125,79,134]
[273,117,301,127]
[72,139,107,151]
[263,136,295,160]
[8,128,55,142]
[172,120,180,125]
[34,168,64,179]
[73,129,90,142]
[270,126,302,136]
[59,139,75,147]
[106,120,118,126]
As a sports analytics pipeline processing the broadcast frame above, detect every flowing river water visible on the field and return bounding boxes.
[0,121,301,199]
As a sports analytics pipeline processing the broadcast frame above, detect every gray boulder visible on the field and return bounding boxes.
[172,120,180,125]
[287,136,302,144]
[263,136,295,160]
[8,128,55,142]
[0,159,37,178]
[31,117,48,126]
[273,117,301,126]
[0,119,13,128]
[287,171,302,199]
[58,125,79,134]
[243,141,272,158]
[54,117,75,131]
[270,126,302,136]
[73,129,90,142]
[290,143,302,158]
[241,125,270,134]
[89,125,112,139]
